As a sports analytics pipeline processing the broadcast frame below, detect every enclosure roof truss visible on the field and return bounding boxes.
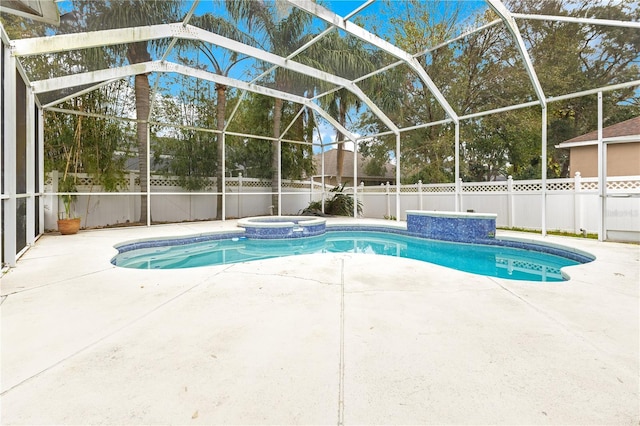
[11,22,398,135]
[4,0,639,142]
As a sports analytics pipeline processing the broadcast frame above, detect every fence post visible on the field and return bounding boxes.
[238,173,243,218]
[574,172,582,234]
[507,175,514,228]
[385,181,391,218]
[356,181,364,218]
[418,180,423,210]
[129,171,136,223]
[457,178,463,212]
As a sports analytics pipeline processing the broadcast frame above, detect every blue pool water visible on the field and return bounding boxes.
[112,231,589,282]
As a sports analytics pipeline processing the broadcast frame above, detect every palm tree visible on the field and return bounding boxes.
[225,1,314,211]
[78,0,181,224]
[177,14,256,219]
[314,32,377,183]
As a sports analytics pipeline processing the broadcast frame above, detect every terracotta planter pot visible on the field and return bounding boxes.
[57,218,81,235]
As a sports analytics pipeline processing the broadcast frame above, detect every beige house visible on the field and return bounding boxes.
[311,149,396,186]
[556,116,640,177]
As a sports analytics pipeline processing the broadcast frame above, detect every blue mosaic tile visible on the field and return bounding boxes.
[116,232,244,254]
[241,221,326,239]
[407,213,496,242]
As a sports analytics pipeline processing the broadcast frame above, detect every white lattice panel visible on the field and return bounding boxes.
[423,185,455,193]
[513,182,542,192]
[462,184,507,193]
[361,187,387,193]
[149,176,179,187]
[608,180,640,190]
[401,186,418,193]
[57,174,129,190]
[284,182,309,189]
[547,181,574,191]
[242,180,271,188]
[581,181,598,190]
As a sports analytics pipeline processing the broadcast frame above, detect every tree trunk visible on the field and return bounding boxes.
[127,42,152,224]
[215,84,226,220]
[272,97,283,213]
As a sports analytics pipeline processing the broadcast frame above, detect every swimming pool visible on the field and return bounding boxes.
[111,230,593,282]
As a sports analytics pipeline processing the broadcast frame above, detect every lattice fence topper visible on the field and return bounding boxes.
[580,181,599,190]
[246,180,272,188]
[462,183,508,193]
[608,180,640,190]
[512,182,543,192]
[401,186,419,193]
[360,186,388,193]
[46,171,640,194]
[422,185,456,193]
[546,181,575,191]
[55,172,129,189]
[148,176,182,187]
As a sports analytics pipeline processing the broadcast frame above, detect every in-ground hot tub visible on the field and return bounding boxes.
[406,210,497,242]
[237,216,327,239]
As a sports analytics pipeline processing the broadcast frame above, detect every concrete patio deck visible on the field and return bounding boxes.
[1,219,638,425]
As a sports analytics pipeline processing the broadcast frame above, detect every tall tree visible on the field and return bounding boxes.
[360,0,639,182]
[360,0,467,183]
[225,0,315,210]
[76,0,181,223]
[313,31,377,184]
[175,14,256,219]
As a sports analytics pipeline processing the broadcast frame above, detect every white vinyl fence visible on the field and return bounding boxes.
[44,171,640,242]
[356,174,640,242]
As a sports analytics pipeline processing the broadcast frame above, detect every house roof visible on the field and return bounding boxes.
[557,116,640,148]
[312,149,395,181]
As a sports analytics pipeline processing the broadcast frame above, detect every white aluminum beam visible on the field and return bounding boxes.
[26,87,35,244]
[541,105,548,236]
[10,24,176,57]
[3,48,17,267]
[285,0,460,124]
[512,13,640,29]
[487,0,546,108]
[12,23,398,134]
[597,92,605,241]
[32,60,358,142]
[42,79,120,109]
[305,102,357,142]
[181,25,398,133]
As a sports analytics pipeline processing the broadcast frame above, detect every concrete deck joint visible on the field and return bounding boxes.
[337,257,345,426]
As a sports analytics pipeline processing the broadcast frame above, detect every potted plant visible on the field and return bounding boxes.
[57,171,81,235]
